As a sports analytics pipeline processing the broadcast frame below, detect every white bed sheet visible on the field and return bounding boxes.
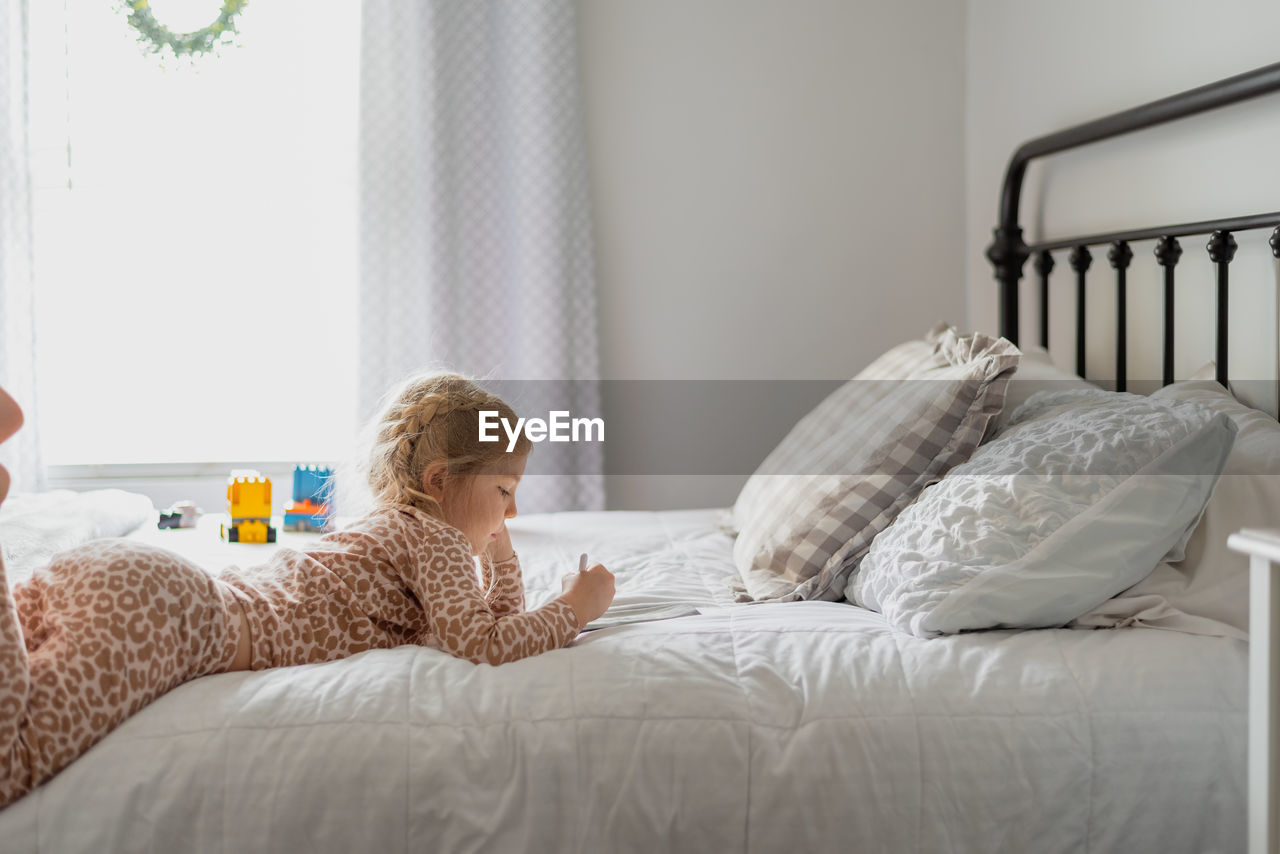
[0,507,1247,853]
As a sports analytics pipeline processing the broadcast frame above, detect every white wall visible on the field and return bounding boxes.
[966,0,1280,411]
[577,0,968,509]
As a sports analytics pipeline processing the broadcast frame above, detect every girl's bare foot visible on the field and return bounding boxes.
[0,386,21,507]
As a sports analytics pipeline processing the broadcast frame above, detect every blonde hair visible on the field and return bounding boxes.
[360,372,530,519]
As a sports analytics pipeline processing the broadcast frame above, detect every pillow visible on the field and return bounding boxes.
[848,388,1237,638]
[730,323,1020,602]
[730,321,949,533]
[991,345,1096,437]
[0,489,156,582]
[1071,373,1280,639]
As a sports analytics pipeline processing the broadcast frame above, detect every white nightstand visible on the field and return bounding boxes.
[1229,528,1280,854]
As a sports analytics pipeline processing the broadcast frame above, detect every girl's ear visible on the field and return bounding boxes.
[420,461,449,503]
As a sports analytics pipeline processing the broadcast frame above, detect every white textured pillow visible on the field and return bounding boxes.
[992,345,1096,436]
[848,389,1237,638]
[1072,375,1280,639]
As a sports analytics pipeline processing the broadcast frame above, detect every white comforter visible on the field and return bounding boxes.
[0,509,1246,853]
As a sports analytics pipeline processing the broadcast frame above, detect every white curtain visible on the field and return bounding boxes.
[0,0,42,493]
[359,0,603,513]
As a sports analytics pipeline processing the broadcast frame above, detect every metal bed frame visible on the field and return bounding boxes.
[985,61,1280,391]
[984,62,1280,854]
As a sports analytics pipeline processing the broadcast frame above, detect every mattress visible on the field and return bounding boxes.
[0,506,1247,853]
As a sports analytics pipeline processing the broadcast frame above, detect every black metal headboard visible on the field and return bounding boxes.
[986,61,1280,392]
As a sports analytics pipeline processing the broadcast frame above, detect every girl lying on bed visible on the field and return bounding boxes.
[0,373,615,808]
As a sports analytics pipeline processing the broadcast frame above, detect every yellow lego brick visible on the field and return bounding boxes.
[236,519,272,544]
[221,518,276,543]
[226,472,273,520]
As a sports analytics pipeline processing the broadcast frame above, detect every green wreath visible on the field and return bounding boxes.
[122,0,248,58]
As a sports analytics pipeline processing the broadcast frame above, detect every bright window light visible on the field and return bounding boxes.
[29,0,359,465]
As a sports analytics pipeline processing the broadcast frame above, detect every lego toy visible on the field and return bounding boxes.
[283,464,335,533]
[157,501,203,530]
[221,471,277,543]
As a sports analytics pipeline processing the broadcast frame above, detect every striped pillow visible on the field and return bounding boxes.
[731,324,1020,601]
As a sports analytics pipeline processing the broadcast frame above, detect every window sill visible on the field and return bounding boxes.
[47,462,329,512]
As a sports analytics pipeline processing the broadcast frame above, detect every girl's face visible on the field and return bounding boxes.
[441,453,527,554]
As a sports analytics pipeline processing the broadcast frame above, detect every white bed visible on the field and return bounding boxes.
[4,62,1278,854]
[0,506,1247,853]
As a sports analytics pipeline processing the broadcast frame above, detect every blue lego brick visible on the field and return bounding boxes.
[292,465,334,505]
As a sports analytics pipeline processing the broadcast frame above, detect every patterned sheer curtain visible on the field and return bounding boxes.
[359,0,604,513]
[0,0,42,493]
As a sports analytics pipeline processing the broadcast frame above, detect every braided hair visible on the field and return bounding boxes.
[363,372,531,519]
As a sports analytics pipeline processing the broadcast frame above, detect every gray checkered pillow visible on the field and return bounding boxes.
[731,321,948,531]
[731,324,1020,602]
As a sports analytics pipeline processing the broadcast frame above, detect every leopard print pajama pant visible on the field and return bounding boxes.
[0,539,244,808]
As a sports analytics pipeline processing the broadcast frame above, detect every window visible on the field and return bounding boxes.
[29,0,359,467]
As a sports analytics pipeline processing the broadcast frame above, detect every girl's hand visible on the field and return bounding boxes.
[560,563,616,629]
[486,523,515,563]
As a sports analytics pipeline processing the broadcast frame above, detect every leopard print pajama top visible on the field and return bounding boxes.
[220,504,582,669]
